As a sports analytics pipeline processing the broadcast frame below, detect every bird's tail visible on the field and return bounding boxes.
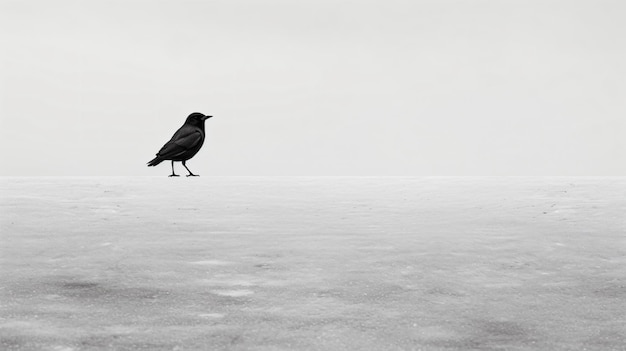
[147,156,164,167]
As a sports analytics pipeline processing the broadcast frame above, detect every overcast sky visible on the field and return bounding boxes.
[1,0,624,176]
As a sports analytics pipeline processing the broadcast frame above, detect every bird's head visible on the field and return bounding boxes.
[185,112,212,126]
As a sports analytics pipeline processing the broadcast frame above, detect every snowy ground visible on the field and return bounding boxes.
[1,177,625,350]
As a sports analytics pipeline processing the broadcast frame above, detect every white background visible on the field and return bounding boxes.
[1,0,625,176]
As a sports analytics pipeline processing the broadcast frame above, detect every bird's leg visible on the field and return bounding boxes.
[182,160,198,177]
[168,161,180,177]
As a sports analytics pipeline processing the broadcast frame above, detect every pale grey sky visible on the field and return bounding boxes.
[1,0,625,176]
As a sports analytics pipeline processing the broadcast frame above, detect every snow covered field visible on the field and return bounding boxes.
[1,177,625,350]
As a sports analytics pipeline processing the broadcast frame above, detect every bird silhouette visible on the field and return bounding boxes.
[147,112,212,177]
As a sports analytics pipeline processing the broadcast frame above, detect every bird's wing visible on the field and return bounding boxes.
[157,127,203,158]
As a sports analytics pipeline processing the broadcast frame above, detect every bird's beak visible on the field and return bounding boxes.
[202,115,212,120]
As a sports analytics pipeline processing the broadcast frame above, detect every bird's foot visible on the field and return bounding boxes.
[186,174,199,177]
[168,174,180,177]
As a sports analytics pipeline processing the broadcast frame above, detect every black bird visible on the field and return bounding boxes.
[147,112,212,177]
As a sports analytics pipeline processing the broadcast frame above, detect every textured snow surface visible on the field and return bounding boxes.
[1,177,625,350]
